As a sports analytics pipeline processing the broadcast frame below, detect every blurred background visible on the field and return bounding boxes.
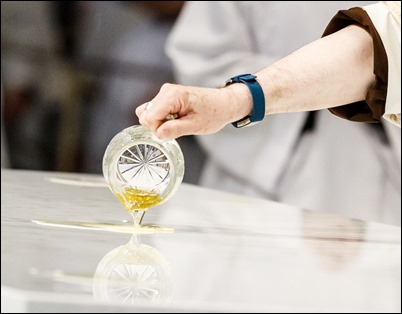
[1,1,205,183]
[2,1,400,227]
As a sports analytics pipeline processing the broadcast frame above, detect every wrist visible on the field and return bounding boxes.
[224,83,253,123]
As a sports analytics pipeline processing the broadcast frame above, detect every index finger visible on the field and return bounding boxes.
[137,102,178,133]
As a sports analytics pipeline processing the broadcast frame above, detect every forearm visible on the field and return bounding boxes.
[239,25,376,116]
[137,24,377,139]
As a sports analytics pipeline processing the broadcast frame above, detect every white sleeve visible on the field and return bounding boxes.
[365,1,401,127]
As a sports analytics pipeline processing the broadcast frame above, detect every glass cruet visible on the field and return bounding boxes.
[102,125,184,229]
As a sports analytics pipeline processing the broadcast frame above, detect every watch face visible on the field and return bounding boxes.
[233,116,252,128]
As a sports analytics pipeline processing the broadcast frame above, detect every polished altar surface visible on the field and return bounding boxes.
[1,169,401,313]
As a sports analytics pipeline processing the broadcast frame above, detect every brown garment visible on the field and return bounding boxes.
[322,7,388,123]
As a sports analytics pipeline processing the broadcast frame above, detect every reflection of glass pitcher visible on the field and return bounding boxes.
[93,234,172,304]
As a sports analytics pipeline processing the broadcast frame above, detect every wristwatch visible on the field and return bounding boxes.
[225,74,265,128]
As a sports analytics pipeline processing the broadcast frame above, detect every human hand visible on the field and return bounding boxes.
[136,83,252,139]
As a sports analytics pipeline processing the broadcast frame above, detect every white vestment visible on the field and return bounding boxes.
[365,1,401,127]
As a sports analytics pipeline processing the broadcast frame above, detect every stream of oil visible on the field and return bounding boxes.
[32,220,174,234]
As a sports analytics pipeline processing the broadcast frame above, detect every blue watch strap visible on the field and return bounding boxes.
[225,74,265,128]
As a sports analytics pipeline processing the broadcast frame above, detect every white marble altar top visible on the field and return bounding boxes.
[1,169,401,312]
